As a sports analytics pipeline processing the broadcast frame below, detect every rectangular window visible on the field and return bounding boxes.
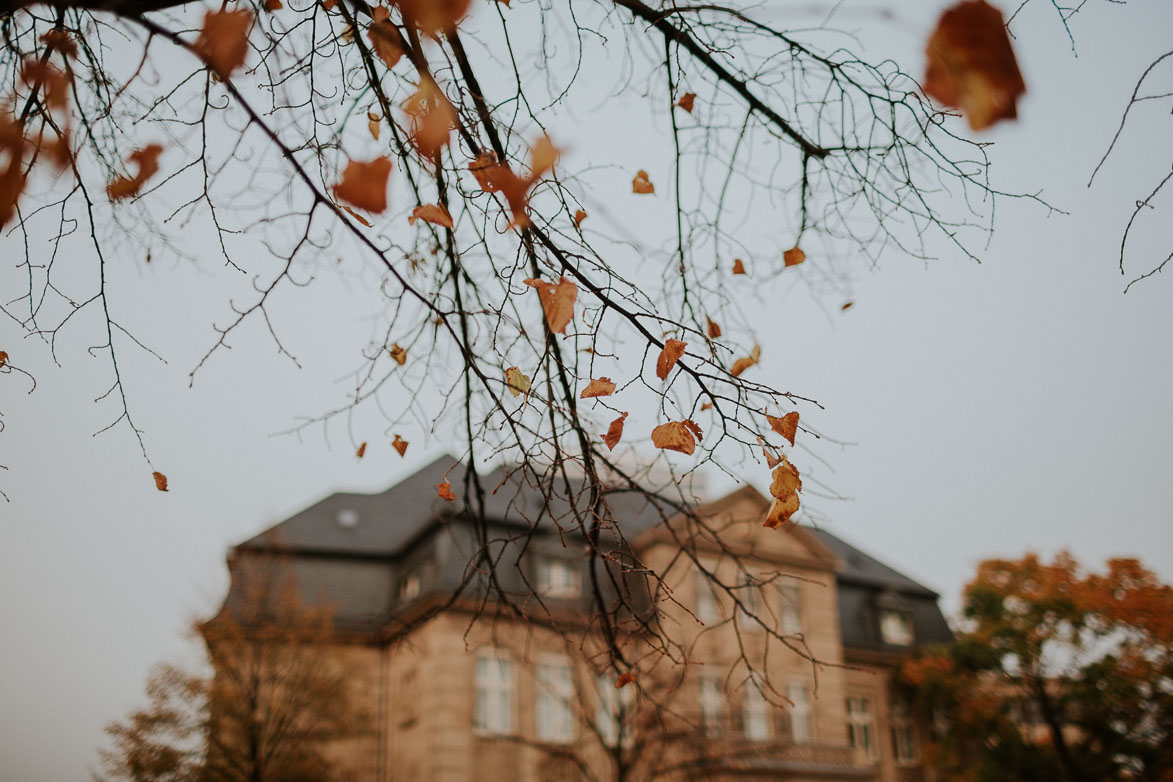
[780,582,802,635]
[847,696,876,760]
[474,651,513,734]
[536,656,575,742]
[596,674,634,747]
[743,677,770,740]
[699,673,724,736]
[891,703,918,764]
[537,558,582,599]
[787,681,812,743]
[737,573,760,630]
[879,610,915,646]
[695,569,719,623]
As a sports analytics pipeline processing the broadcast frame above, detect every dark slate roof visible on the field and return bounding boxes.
[806,527,938,597]
[238,455,673,558]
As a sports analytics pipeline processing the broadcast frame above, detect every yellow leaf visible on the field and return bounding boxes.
[783,246,806,267]
[392,434,408,456]
[580,377,616,398]
[730,344,760,377]
[437,479,456,501]
[389,343,407,365]
[523,276,577,335]
[924,0,1026,131]
[334,157,391,213]
[505,366,531,397]
[674,92,696,113]
[655,339,687,380]
[766,411,799,446]
[408,203,454,228]
[195,9,252,79]
[632,169,655,194]
[732,258,747,275]
[651,420,699,455]
[152,471,168,492]
[601,412,628,451]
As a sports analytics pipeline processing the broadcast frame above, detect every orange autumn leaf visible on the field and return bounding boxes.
[700,401,713,411]
[573,209,587,227]
[498,135,559,228]
[392,434,409,456]
[783,246,806,267]
[764,492,800,529]
[924,0,1026,131]
[195,9,252,79]
[674,92,696,113]
[469,152,508,193]
[651,420,698,455]
[757,436,781,469]
[368,110,381,140]
[437,479,456,501]
[523,276,577,335]
[356,442,367,458]
[730,344,760,377]
[616,672,636,688]
[265,0,282,10]
[0,350,7,368]
[602,412,628,451]
[409,203,454,228]
[656,339,687,380]
[341,204,372,227]
[107,144,164,201]
[389,343,407,365]
[334,157,391,213]
[767,410,799,446]
[368,6,405,69]
[732,258,747,275]
[152,471,168,492]
[505,366,531,397]
[632,169,654,194]
[706,317,721,339]
[397,0,471,38]
[580,377,616,398]
[404,81,456,159]
[841,301,854,311]
[769,456,802,499]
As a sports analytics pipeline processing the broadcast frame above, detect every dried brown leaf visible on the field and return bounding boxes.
[333,157,391,213]
[766,411,799,446]
[408,203,454,228]
[392,434,409,456]
[730,344,760,377]
[602,412,628,451]
[632,169,654,194]
[580,377,616,398]
[523,276,577,335]
[651,421,696,455]
[195,9,252,79]
[655,339,687,380]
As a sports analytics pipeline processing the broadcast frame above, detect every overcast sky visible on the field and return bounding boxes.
[2,1,1172,780]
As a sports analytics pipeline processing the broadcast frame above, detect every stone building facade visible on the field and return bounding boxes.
[219,456,952,781]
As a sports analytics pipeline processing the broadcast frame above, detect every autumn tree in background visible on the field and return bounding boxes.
[898,552,1173,782]
[99,557,370,782]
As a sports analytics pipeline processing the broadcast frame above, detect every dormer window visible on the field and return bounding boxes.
[537,558,581,598]
[880,610,914,646]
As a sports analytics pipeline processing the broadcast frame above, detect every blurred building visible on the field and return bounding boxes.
[218,455,952,782]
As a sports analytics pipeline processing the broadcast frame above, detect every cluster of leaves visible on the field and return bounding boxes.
[898,552,1173,782]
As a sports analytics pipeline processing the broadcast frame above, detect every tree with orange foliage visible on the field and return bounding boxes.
[898,553,1173,782]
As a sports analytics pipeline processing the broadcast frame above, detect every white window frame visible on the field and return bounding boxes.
[779,581,802,635]
[595,674,635,748]
[890,703,918,765]
[699,673,724,736]
[536,655,576,743]
[737,573,761,630]
[743,677,771,741]
[474,650,514,735]
[537,558,582,599]
[695,568,719,624]
[879,610,915,646]
[847,696,877,761]
[787,680,812,743]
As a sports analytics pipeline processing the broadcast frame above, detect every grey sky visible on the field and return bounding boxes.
[2,1,1172,780]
